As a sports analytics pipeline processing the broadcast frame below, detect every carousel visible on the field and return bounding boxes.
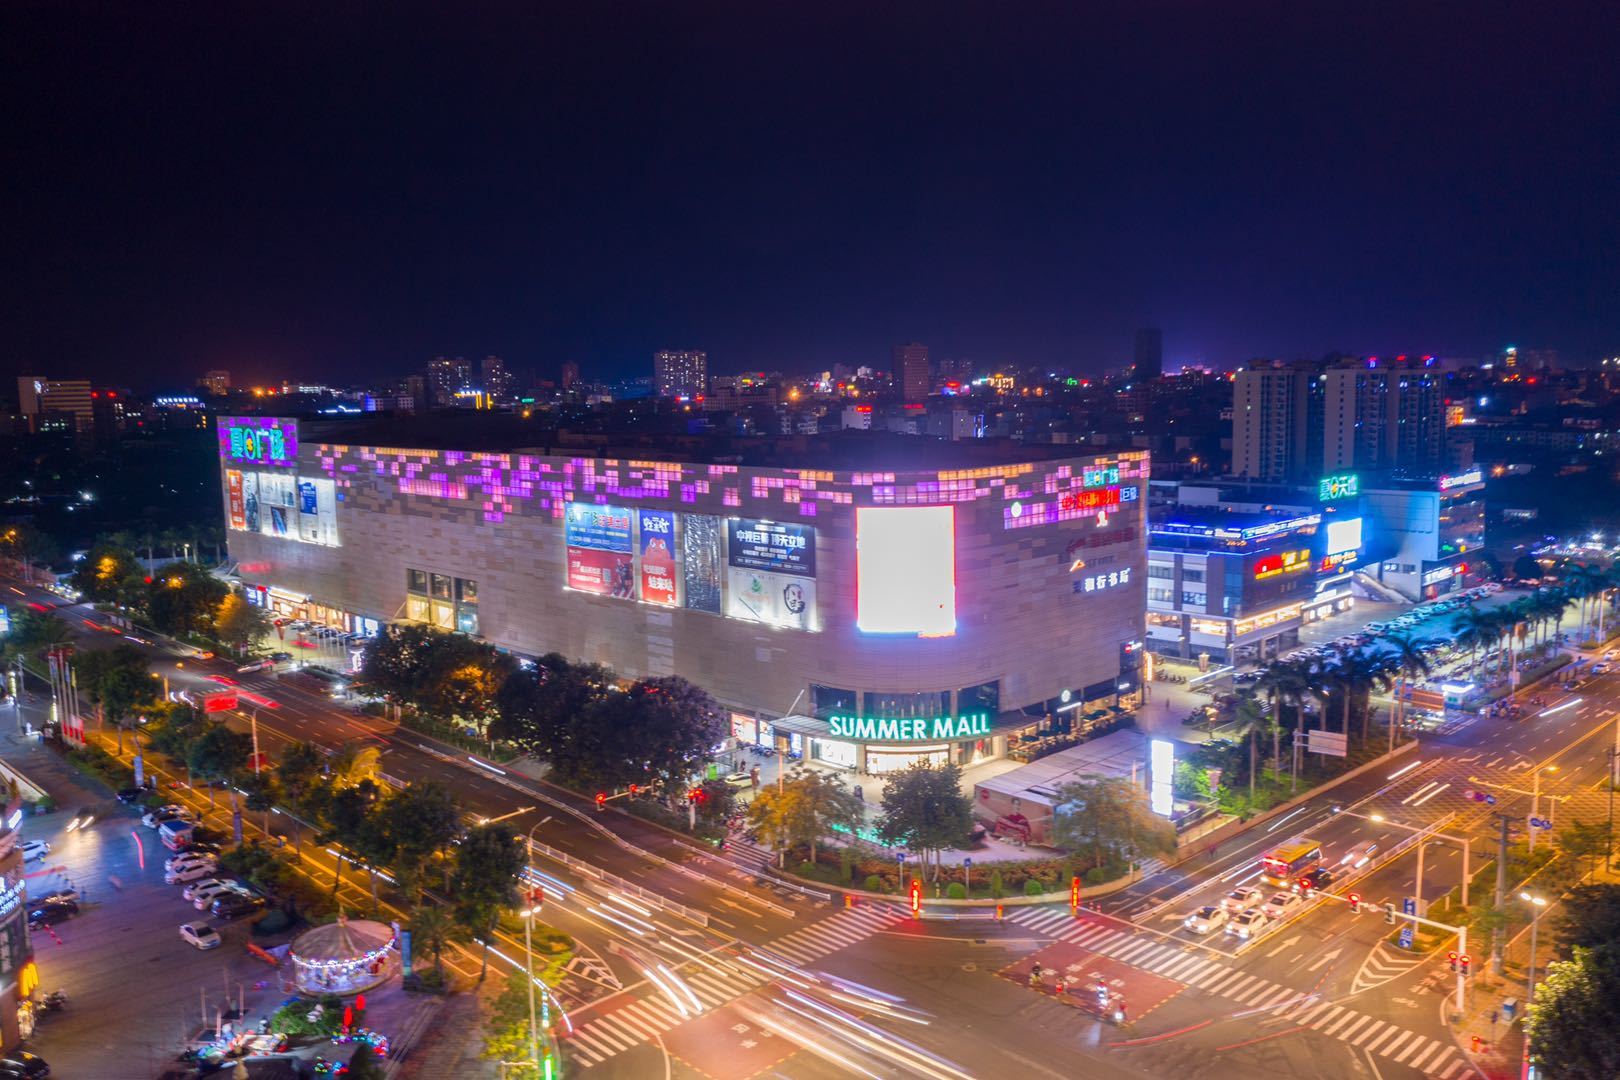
[288,915,399,996]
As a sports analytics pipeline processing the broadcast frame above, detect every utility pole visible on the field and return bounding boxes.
[1491,812,1513,975]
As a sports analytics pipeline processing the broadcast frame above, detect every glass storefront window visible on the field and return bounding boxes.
[865,746,949,774]
[430,574,453,600]
[811,739,857,769]
[811,684,858,720]
[406,595,432,623]
[863,690,951,720]
[407,569,429,594]
[457,578,479,604]
[430,599,455,629]
[455,606,479,635]
[957,681,1000,715]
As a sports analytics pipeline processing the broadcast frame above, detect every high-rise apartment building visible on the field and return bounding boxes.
[1133,327,1163,381]
[480,355,513,403]
[1322,364,1448,476]
[560,362,580,390]
[426,356,471,407]
[893,342,930,402]
[199,370,232,396]
[653,350,707,399]
[17,376,94,435]
[1230,362,1323,483]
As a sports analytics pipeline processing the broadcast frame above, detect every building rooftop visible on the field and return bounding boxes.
[295,414,1108,470]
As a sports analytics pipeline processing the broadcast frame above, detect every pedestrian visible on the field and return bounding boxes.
[854,784,864,802]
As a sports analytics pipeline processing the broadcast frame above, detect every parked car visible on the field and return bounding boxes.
[27,898,78,928]
[142,805,193,829]
[210,895,266,920]
[1226,908,1270,940]
[1261,891,1303,920]
[165,850,215,873]
[116,786,151,804]
[165,861,217,885]
[1220,885,1264,913]
[193,882,251,911]
[19,840,49,861]
[182,878,238,903]
[1183,906,1227,934]
[0,1052,49,1079]
[268,652,293,664]
[179,923,222,951]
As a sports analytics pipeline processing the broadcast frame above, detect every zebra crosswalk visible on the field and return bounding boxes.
[565,904,905,1068]
[721,833,775,873]
[1007,907,1472,1078]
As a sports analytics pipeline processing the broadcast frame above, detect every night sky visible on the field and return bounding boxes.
[4,3,1618,389]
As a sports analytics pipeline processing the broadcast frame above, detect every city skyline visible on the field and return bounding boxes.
[4,6,1618,388]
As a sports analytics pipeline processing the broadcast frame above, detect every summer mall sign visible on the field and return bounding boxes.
[826,713,993,742]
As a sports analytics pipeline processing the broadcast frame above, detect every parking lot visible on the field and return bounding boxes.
[0,734,295,1078]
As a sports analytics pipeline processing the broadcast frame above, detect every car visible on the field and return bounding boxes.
[165,851,216,874]
[63,808,96,833]
[116,786,150,804]
[0,1052,49,1079]
[192,882,251,910]
[269,651,293,663]
[1183,905,1227,934]
[142,805,188,829]
[1592,663,1611,676]
[205,674,238,686]
[166,861,217,885]
[1226,908,1270,940]
[1220,885,1264,913]
[1295,867,1336,893]
[27,898,78,928]
[721,772,752,788]
[237,658,275,674]
[179,923,222,951]
[19,840,49,861]
[1261,891,1303,920]
[1340,840,1380,869]
[210,894,266,919]
[1603,649,1618,662]
[182,877,238,902]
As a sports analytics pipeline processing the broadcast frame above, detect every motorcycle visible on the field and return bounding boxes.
[36,990,67,1014]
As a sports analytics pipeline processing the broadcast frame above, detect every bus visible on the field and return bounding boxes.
[1259,837,1323,888]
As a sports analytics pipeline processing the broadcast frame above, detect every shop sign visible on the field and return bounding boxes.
[1253,549,1311,580]
[827,712,992,742]
[1083,465,1120,488]
[0,875,22,919]
[219,417,297,466]
[1438,468,1483,491]
[1074,567,1133,594]
[727,518,816,577]
[1060,487,1120,513]
[1422,564,1459,586]
[1318,474,1359,502]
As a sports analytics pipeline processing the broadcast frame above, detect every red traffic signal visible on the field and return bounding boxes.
[1460,955,1471,976]
[909,878,922,917]
[595,792,607,810]
[1070,875,1081,911]
[1349,893,1361,913]
[1448,951,1458,971]
[628,784,639,796]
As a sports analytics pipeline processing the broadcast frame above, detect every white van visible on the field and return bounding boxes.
[160,819,198,851]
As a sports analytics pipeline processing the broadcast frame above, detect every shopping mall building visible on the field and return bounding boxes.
[218,416,1148,775]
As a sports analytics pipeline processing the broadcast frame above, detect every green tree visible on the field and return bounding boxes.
[241,772,280,840]
[408,902,466,981]
[377,781,462,901]
[1050,774,1176,874]
[143,562,228,637]
[491,655,615,766]
[1556,884,1620,954]
[481,967,566,1079]
[877,763,973,881]
[1559,820,1613,876]
[0,523,58,583]
[74,643,157,752]
[2,609,73,668]
[1383,632,1432,744]
[275,740,329,851]
[70,542,143,604]
[321,782,382,895]
[747,768,863,868]
[355,623,445,704]
[451,822,527,982]
[328,740,383,787]
[1227,691,1269,802]
[1525,945,1620,1079]
[186,722,252,809]
[214,592,271,651]
[415,635,517,731]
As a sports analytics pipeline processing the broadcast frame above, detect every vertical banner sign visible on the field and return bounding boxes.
[564,503,636,598]
[681,514,723,614]
[226,470,246,530]
[258,472,296,537]
[637,510,678,606]
[241,471,261,533]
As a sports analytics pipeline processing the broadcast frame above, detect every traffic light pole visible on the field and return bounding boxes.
[1344,891,1468,1014]
[1492,812,1512,976]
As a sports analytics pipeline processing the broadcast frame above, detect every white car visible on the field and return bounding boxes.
[1592,663,1611,676]
[20,840,50,861]
[1183,905,1228,934]
[179,923,222,951]
[1227,908,1271,940]
[166,861,217,885]
[1339,841,1380,869]
[182,878,235,902]
[237,658,275,673]
[1261,891,1303,920]
[192,882,250,910]
[165,851,214,873]
[1220,886,1264,913]
[1602,649,1617,662]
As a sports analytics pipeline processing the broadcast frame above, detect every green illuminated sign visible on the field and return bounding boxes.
[1319,474,1359,502]
[826,713,992,742]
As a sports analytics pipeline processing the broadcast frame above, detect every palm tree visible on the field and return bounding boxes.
[328,741,382,787]
[408,903,465,982]
[1384,632,1432,745]
[1230,690,1269,803]
[1451,608,1490,676]
[1256,659,1311,769]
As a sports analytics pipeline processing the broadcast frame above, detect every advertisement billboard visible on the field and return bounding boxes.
[240,471,261,533]
[856,506,956,636]
[727,519,816,577]
[226,470,246,531]
[638,510,678,606]
[257,472,297,538]
[726,568,817,631]
[565,503,635,598]
[297,477,340,547]
[1325,517,1363,557]
[682,514,723,614]
[218,416,298,467]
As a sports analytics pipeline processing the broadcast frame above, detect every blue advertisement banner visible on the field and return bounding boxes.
[727,518,816,577]
[565,503,634,553]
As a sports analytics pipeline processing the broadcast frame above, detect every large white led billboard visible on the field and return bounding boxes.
[856,506,956,636]
[1326,516,1363,556]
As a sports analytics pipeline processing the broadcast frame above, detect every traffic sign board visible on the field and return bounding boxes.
[1402,897,1417,917]
[1486,794,1497,806]
[1398,926,1415,949]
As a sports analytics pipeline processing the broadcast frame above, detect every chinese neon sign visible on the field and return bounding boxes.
[219,417,298,466]
[1074,566,1133,594]
[1253,549,1311,580]
[1060,487,1121,513]
[1318,474,1359,502]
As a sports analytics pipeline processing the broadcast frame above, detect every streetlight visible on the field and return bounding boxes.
[1521,892,1548,1009]
[521,816,556,1079]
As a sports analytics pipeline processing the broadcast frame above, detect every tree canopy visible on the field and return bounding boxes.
[748,768,863,865]
[1526,945,1620,1079]
[877,763,973,876]
[1050,774,1177,872]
